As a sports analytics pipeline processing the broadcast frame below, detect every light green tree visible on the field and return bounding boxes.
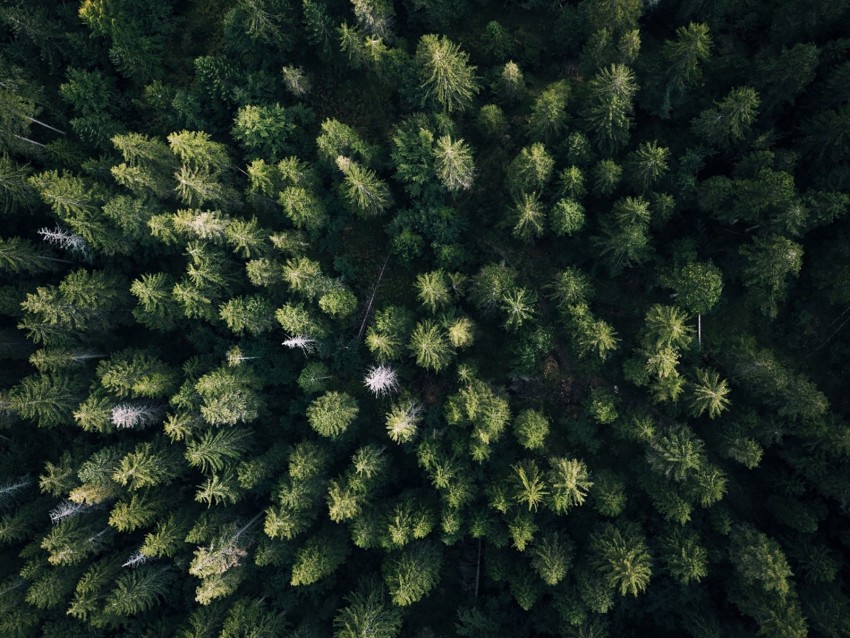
[416,35,479,112]
[590,522,653,596]
[307,391,359,438]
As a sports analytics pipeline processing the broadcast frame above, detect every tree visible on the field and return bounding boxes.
[658,21,712,117]
[582,64,638,153]
[660,528,708,585]
[307,391,359,438]
[364,364,399,397]
[185,428,253,473]
[730,526,793,596]
[625,141,669,192]
[233,104,295,162]
[528,81,570,141]
[570,308,620,361]
[366,306,413,361]
[195,367,262,426]
[547,458,593,514]
[647,427,705,482]
[415,35,479,112]
[511,193,546,241]
[382,541,442,606]
[512,459,549,511]
[496,61,525,102]
[416,270,451,312]
[530,532,574,586]
[594,218,650,272]
[334,578,403,638]
[98,350,178,399]
[433,135,475,192]
[642,304,694,351]
[590,522,652,597]
[692,87,760,149]
[0,236,59,274]
[506,143,554,197]
[385,401,422,444]
[739,234,803,318]
[551,199,585,236]
[282,65,311,96]
[592,159,622,196]
[8,373,84,428]
[662,262,723,316]
[581,0,642,36]
[690,368,731,419]
[291,528,350,586]
[336,157,392,218]
[409,320,453,371]
[513,409,550,450]
[500,287,536,331]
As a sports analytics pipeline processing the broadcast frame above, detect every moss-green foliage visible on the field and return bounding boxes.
[1,1,849,636]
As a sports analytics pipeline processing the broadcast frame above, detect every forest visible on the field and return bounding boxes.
[1,0,850,636]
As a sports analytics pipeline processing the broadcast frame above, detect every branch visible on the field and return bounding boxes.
[356,251,390,341]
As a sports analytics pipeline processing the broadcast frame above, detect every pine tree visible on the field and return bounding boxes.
[692,87,760,149]
[0,237,58,273]
[195,367,262,426]
[689,368,731,418]
[409,320,453,371]
[590,522,652,597]
[507,143,555,197]
[416,270,451,312]
[9,373,84,428]
[382,541,443,606]
[739,234,803,318]
[433,135,475,192]
[512,459,549,512]
[659,527,707,585]
[19,269,129,345]
[307,391,359,438]
[530,531,574,586]
[415,35,479,113]
[528,81,570,141]
[112,439,183,490]
[291,527,350,586]
[186,428,254,473]
[582,64,638,154]
[336,156,392,218]
[625,141,669,191]
[546,458,593,514]
[513,409,550,451]
[334,578,403,638]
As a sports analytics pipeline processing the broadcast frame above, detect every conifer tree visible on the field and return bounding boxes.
[382,541,443,606]
[582,64,638,154]
[415,35,479,113]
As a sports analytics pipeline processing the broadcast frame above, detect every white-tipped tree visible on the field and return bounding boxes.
[110,403,162,429]
[364,365,399,397]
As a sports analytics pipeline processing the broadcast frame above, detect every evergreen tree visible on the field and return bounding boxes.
[415,35,479,113]
[582,64,638,154]
[382,541,443,606]
[307,392,359,438]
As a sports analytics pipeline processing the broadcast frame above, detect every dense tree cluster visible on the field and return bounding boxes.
[1,0,850,636]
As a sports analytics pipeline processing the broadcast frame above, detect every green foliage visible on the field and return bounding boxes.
[291,528,350,586]
[692,87,760,149]
[307,391,359,438]
[334,579,402,638]
[513,409,549,450]
[590,522,653,597]
[0,4,848,637]
[415,35,479,113]
[409,320,453,371]
[582,64,638,153]
[382,542,443,606]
